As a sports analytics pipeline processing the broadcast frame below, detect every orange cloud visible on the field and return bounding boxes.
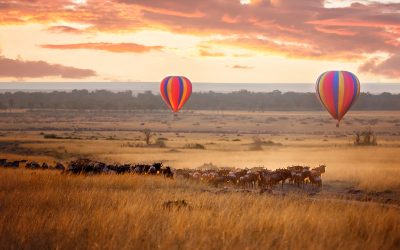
[41,43,163,53]
[206,37,364,61]
[46,25,83,34]
[231,64,253,69]
[1,0,400,78]
[199,49,225,57]
[0,56,96,79]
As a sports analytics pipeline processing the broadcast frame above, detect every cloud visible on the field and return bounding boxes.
[359,54,400,79]
[0,56,96,79]
[232,53,253,58]
[231,64,253,69]
[199,49,225,57]
[0,0,400,78]
[40,42,163,53]
[204,36,366,61]
[46,25,83,34]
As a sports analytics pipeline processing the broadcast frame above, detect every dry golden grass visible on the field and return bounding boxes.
[0,169,399,250]
[1,110,400,249]
[3,131,400,190]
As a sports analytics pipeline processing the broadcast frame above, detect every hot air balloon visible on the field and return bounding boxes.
[316,71,360,127]
[160,76,192,113]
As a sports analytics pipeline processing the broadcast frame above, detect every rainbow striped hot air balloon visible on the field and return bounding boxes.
[160,76,192,113]
[316,71,360,127]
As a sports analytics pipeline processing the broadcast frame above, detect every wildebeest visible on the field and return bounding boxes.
[312,165,326,175]
[309,165,326,187]
[25,161,40,169]
[113,164,131,174]
[239,171,261,189]
[211,175,236,187]
[1,158,326,190]
[6,161,21,168]
[66,158,105,174]
[0,159,7,166]
[55,162,65,171]
[148,162,162,175]
[259,169,290,188]
[287,165,311,187]
[309,174,322,187]
[162,166,174,178]
[133,165,145,174]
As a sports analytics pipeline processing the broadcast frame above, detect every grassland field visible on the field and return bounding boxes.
[0,109,400,249]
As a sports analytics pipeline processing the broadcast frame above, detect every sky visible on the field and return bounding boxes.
[0,0,399,83]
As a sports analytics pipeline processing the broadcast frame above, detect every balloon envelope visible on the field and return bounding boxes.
[160,76,192,113]
[316,71,360,125]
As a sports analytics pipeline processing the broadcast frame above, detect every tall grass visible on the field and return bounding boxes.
[0,169,399,250]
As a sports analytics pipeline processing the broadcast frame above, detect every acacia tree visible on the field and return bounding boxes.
[142,128,153,145]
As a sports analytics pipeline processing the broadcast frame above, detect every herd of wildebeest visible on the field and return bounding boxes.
[0,158,326,189]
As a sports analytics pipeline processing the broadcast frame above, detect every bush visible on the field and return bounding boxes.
[184,143,206,150]
[122,142,145,147]
[43,134,59,139]
[249,137,263,151]
[155,138,167,148]
[249,137,282,150]
[354,130,378,146]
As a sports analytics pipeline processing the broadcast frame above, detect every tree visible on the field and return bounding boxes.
[8,98,14,111]
[142,128,153,145]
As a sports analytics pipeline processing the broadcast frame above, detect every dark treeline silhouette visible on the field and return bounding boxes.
[0,89,399,111]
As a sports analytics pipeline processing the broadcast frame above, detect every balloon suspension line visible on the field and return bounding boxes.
[336,121,340,128]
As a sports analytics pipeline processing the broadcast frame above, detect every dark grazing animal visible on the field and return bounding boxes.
[6,161,21,168]
[309,165,326,187]
[162,166,174,178]
[55,162,65,171]
[25,161,40,169]
[0,159,7,166]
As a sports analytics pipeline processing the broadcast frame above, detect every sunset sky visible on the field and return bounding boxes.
[0,0,399,83]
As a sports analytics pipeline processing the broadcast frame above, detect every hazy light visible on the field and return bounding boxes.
[240,0,251,5]
[72,0,87,5]
[325,0,400,8]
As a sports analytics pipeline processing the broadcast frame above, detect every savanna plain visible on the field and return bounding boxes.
[1,109,400,249]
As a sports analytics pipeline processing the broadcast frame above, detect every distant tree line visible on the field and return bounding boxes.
[0,89,399,111]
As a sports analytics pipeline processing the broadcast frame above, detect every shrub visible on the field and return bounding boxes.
[43,134,59,139]
[155,138,167,148]
[354,130,378,146]
[249,137,282,150]
[184,143,206,150]
[249,137,263,151]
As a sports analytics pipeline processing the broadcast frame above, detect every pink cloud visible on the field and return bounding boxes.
[359,54,400,79]
[46,25,83,34]
[0,56,96,79]
[41,42,163,53]
[0,0,399,78]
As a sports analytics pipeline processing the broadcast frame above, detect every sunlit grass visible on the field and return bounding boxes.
[0,169,399,249]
